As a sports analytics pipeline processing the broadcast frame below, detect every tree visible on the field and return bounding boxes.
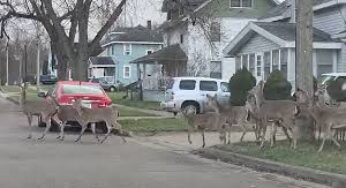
[263,70,292,100]
[0,0,127,81]
[229,68,256,106]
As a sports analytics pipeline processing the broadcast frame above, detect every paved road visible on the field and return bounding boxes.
[0,97,328,188]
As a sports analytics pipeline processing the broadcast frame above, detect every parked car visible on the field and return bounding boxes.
[160,77,230,115]
[319,73,346,85]
[38,81,112,129]
[90,77,118,92]
[40,75,58,85]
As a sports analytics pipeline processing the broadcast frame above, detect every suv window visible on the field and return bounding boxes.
[179,80,196,90]
[220,82,230,92]
[166,79,174,90]
[200,81,218,91]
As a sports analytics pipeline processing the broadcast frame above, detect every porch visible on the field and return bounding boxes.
[88,57,117,81]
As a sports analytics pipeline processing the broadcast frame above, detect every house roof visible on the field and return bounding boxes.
[89,57,116,66]
[103,25,163,46]
[224,22,342,56]
[131,44,188,64]
[261,0,346,21]
[162,0,208,12]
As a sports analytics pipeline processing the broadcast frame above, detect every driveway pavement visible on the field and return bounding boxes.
[0,97,328,188]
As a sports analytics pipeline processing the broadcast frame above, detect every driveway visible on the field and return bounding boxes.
[0,97,328,188]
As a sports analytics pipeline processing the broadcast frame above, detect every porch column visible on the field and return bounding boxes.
[333,50,338,72]
[312,50,317,77]
[287,48,296,88]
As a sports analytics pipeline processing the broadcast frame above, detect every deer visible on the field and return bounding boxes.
[294,88,346,152]
[19,83,59,139]
[72,99,126,144]
[247,81,299,149]
[181,105,226,148]
[205,94,256,144]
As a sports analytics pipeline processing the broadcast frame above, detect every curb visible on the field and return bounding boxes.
[194,147,346,186]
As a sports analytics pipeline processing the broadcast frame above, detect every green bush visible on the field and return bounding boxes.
[263,70,292,100]
[327,78,346,101]
[229,68,256,106]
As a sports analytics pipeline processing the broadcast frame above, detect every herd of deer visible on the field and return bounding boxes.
[182,81,346,152]
[20,83,126,143]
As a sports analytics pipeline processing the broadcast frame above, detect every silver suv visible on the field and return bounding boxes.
[160,77,230,115]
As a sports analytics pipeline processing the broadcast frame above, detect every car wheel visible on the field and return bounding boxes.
[181,102,199,114]
[109,86,116,92]
[49,118,60,132]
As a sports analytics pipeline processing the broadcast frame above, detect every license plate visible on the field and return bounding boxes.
[81,100,92,109]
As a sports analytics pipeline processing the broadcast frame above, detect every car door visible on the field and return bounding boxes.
[218,82,230,105]
[198,80,219,111]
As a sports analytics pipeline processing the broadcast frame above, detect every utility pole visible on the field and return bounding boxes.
[36,21,41,89]
[6,42,8,86]
[295,0,315,141]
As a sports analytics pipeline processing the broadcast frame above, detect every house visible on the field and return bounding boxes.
[100,23,163,86]
[131,0,279,86]
[224,0,346,88]
[88,57,116,82]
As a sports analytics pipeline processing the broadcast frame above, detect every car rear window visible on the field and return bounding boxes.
[179,80,196,90]
[62,85,104,95]
[166,79,174,90]
[200,81,218,91]
[220,82,230,92]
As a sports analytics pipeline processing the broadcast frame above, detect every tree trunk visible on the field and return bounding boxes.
[295,0,315,142]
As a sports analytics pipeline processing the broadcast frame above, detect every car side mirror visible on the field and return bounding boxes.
[37,92,47,98]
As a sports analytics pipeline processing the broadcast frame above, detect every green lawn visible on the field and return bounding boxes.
[108,92,160,110]
[1,85,21,93]
[119,118,187,133]
[118,107,157,117]
[215,141,346,175]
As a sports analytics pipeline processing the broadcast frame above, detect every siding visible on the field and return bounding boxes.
[313,6,346,36]
[338,45,346,72]
[239,34,280,54]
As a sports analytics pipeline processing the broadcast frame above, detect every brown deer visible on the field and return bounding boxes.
[247,81,298,149]
[19,83,58,139]
[206,94,255,144]
[72,99,126,144]
[181,105,224,148]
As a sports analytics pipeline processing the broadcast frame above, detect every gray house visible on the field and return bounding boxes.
[224,0,346,87]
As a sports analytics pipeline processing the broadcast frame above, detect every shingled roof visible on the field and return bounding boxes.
[131,44,187,64]
[89,57,116,66]
[103,25,163,46]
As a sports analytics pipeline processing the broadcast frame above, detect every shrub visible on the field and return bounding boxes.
[263,70,292,100]
[229,68,256,106]
[327,78,346,101]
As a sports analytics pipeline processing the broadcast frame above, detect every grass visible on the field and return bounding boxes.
[119,118,187,133]
[118,107,157,117]
[1,85,21,93]
[215,141,346,175]
[108,92,160,110]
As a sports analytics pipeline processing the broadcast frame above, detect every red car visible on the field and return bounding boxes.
[38,81,112,129]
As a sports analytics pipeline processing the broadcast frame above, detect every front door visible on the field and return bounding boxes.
[255,53,264,83]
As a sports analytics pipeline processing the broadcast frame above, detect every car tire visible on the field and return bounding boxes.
[181,102,200,114]
[109,86,116,92]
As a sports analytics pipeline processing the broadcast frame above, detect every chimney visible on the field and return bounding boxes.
[147,20,152,30]
[291,0,296,23]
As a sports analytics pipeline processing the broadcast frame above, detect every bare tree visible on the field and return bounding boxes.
[0,0,127,81]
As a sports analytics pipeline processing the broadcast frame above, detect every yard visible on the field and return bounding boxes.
[119,118,187,133]
[107,92,160,110]
[215,141,346,175]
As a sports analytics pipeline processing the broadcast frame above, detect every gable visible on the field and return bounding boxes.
[199,0,277,18]
[238,33,280,54]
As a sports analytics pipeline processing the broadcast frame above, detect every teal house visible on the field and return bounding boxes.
[90,23,163,86]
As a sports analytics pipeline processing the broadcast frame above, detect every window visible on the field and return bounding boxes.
[200,81,218,91]
[256,54,262,77]
[123,44,132,55]
[210,61,222,79]
[167,10,172,20]
[230,0,253,8]
[242,54,248,69]
[146,50,153,55]
[280,49,288,79]
[179,80,196,90]
[249,54,255,75]
[123,66,131,78]
[180,34,184,44]
[316,50,333,79]
[235,56,241,70]
[210,22,221,42]
[272,50,279,71]
[221,82,230,92]
[264,52,271,80]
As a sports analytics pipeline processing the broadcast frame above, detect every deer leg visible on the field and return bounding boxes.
[91,123,100,143]
[259,122,267,149]
[318,134,327,152]
[27,113,33,139]
[240,123,247,142]
[113,121,127,143]
[227,123,232,145]
[75,124,87,142]
[58,121,65,141]
[187,124,193,144]
[201,129,206,148]
[331,129,341,150]
[100,123,112,144]
[38,115,51,140]
[270,122,277,148]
